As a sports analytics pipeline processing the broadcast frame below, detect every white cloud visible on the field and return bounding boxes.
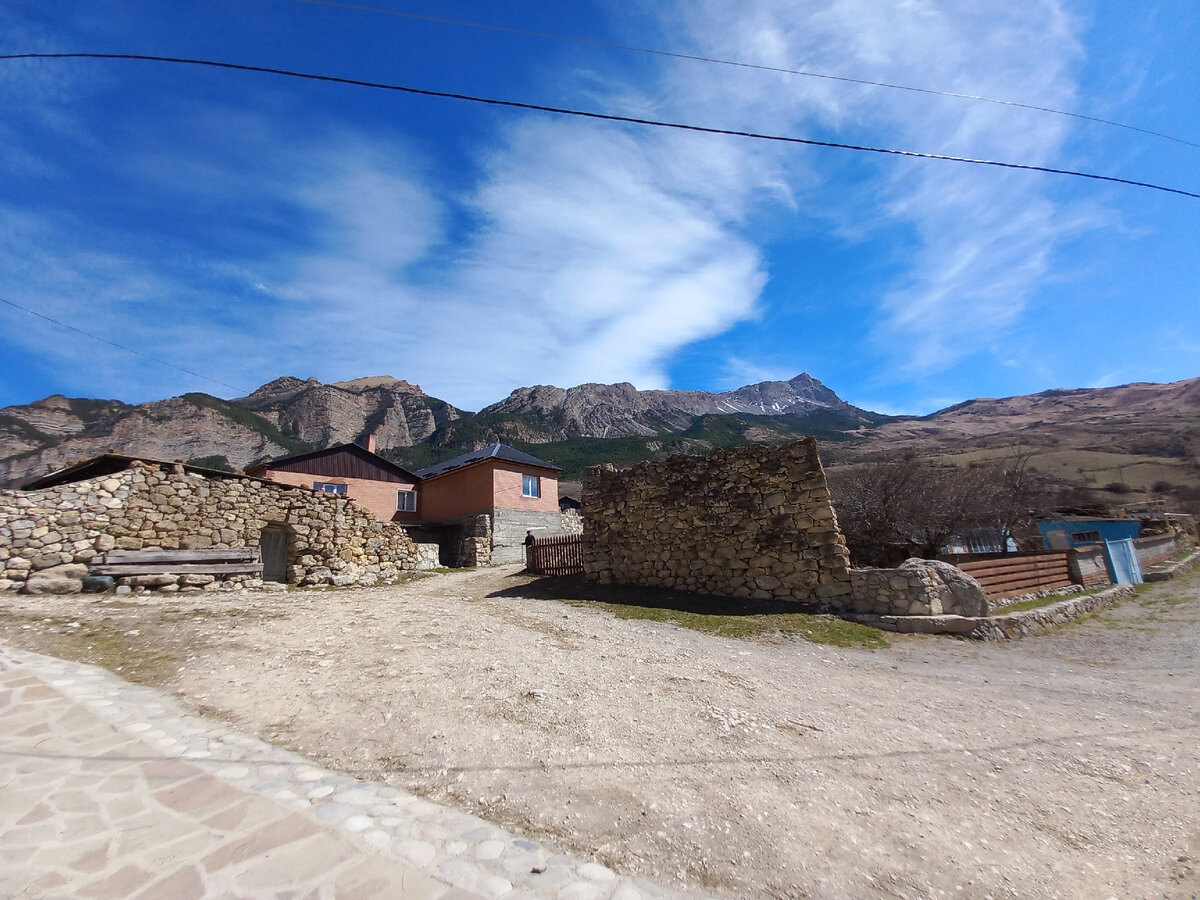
[655,0,1088,372]
[261,116,768,407]
[0,0,1094,411]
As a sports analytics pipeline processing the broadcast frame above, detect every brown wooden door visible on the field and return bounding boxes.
[260,527,288,582]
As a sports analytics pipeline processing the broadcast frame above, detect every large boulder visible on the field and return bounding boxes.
[22,563,88,595]
[899,558,988,617]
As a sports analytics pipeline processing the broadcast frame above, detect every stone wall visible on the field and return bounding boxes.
[0,461,419,593]
[582,440,851,603]
[854,584,1136,640]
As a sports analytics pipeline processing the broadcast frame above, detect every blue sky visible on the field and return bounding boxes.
[1,0,1196,415]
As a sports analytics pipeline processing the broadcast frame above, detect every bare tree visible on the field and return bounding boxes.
[973,446,1044,552]
[827,449,1043,565]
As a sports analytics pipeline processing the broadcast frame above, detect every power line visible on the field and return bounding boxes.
[3,53,1197,200]
[0,295,250,395]
[295,0,1200,151]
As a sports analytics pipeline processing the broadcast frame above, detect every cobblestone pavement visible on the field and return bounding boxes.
[0,642,695,900]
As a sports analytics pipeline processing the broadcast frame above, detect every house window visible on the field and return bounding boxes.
[1071,530,1102,544]
[313,482,346,494]
[522,474,540,498]
[397,489,418,512]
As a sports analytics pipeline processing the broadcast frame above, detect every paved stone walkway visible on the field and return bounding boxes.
[0,643,695,900]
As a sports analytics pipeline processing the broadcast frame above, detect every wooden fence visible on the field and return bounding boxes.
[528,534,584,576]
[953,552,1073,600]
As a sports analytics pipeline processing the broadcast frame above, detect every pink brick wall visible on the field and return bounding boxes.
[418,463,497,521]
[263,468,417,523]
[492,462,558,513]
[265,459,559,523]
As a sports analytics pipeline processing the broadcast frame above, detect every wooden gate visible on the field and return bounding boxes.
[529,534,584,576]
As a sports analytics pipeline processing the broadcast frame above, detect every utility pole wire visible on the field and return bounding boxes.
[3,53,1197,200]
[0,295,250,395]
[296,0,1200,151]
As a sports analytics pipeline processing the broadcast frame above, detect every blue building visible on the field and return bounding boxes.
[1037,518,1142,549]
[1038,517,1144,584]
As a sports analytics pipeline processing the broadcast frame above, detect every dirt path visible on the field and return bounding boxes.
[2,567,1198,899]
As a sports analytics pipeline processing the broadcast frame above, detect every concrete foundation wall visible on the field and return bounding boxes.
[1134,533,1180,568]
[492,508,576,565]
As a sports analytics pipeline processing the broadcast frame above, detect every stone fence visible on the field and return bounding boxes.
[1,460,419,593]
[582,440,853,603]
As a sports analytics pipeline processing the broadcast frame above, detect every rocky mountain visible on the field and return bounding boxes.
[234,376,460,448]
[0,376,462,488]
[475,374,860,441]
[3,372,1197,495]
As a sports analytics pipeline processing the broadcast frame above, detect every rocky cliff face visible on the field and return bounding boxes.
[234,375,456,449]
[0,395,291,488]
[0,376,462,488]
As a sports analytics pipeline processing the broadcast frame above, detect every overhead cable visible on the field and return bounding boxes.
[295,0,1200,151]
[3,53,1197,200]
[0,295,250,395]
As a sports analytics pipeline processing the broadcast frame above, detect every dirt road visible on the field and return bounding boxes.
[2,567,1197,899]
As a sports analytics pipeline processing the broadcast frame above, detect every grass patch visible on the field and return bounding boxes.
[993,585,1116,614]
[996,594,1070,614]
[490,576,889,649]
[566,600,889,647]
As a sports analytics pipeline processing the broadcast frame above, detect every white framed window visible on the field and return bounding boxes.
[314,482,346,494]
[397,489,418,512]
[522,474,540,498]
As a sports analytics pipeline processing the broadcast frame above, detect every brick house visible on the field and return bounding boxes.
[245,436,420,523]
[248,439,572,565]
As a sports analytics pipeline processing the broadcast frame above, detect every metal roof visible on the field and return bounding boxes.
[245,443,421,483]
[415,443,561,480]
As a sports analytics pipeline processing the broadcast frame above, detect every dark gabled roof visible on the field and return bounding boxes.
[245,443,421,483]
[23,454,249,490]
[415,443,561,480]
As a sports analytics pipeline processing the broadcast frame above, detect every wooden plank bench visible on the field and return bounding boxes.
[91,548,263,577]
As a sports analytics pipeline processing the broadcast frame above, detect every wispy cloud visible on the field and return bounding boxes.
[0,0,1096,411]
[665,0,1088,375]
[265,116,767,407]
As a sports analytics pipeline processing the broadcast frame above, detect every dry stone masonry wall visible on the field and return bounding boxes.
[582,440,853,603]
[0,461,419,593]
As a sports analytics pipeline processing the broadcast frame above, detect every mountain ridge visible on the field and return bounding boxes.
[2,373,1197,494]
[0,373,874,486]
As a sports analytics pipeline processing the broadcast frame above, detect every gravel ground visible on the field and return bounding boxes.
[2,566,1198,899]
